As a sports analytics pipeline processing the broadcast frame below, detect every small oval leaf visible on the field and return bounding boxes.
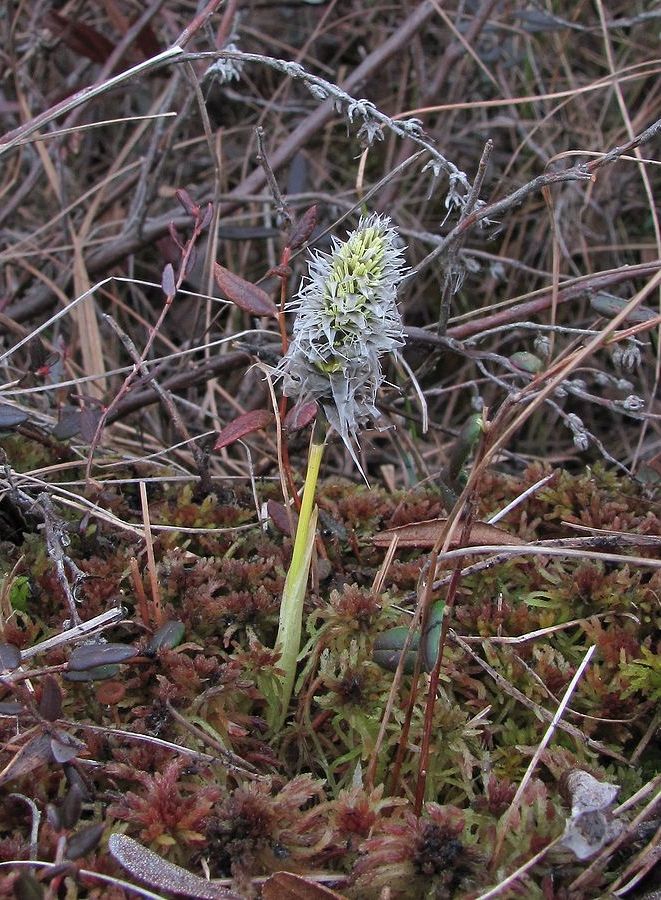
[267,499,293,537]
[65,823,105,860]
[175,188,199,218]
[61,784,83,829]
[372,625,418,653]
[373,518,527,550]
[68,642,137,671]
[510,351,543,374]
[421,601,446,672]
[372,647,420,675]
[39,674,63,721]
[0,404,29,429]
[0,642,21,673]
[161,263,176,297]
[214,263,277,317]
[146,620,186,655]
[214,409,274,451]
[64,663,120,682]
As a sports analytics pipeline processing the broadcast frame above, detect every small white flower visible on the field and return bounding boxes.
[280,214,406,473]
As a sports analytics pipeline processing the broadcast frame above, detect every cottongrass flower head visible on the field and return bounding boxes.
[281,214,406,471]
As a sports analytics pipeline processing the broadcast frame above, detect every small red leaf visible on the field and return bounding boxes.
[288,205,318,251]
[214,410,274,451]
[214,264,277,317]
[284,401,318,433]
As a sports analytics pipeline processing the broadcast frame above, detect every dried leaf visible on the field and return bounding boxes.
[214,264,277,317]
[372,518,527,549]
[68,642,137,671]
[109,833,240,899]
[132,19,161,58]
[95,680,126,705]
[213,409,274,451]
[262,871,347,899]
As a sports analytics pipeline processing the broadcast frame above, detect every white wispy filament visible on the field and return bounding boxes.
[281,214,406,472]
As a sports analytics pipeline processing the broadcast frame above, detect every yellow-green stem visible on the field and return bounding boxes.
[273,418,326,728]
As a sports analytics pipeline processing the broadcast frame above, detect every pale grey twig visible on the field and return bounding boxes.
[18,607,126,662]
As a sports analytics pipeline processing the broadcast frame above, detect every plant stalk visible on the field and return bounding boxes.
[273,415,326,727]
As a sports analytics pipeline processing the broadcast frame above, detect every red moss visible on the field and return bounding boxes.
[107,758,220,850]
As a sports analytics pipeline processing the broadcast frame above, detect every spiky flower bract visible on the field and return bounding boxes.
[281,214,406,471]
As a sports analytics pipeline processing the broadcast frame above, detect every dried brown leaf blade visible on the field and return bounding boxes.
[372,518,527,549]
